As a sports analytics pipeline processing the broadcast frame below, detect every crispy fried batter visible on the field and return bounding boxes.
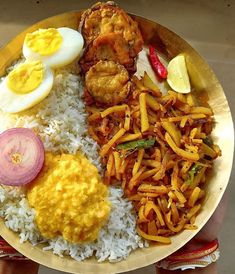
[79,1,143,58]
[80,32,136,73]
[85,60,131,106]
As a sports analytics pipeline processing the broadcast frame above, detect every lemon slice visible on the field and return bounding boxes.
[167,55,191,93]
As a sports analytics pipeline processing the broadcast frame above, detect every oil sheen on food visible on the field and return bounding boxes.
[27,152,110,243]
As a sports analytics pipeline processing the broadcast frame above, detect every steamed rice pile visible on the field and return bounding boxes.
[0,66,147,262]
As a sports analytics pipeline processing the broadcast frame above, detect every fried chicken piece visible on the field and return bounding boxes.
[79,1,144,58]
[85,60,131,105]
[80,32,136,73]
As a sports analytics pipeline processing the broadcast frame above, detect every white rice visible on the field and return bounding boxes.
[0,66,147,262]
[0,186,147,262]
[0,64,101,171]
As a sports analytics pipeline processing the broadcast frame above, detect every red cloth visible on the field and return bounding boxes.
[0,237,28,260]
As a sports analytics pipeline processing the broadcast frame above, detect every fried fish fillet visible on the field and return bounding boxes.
[85,60,131,106]
[80,32,136,73]
[79,1,143,58]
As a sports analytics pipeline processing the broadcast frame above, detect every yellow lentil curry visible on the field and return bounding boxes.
[27,152,110,243]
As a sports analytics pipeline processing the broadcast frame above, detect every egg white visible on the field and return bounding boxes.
[0,64,54,113]
[23,27,84,68]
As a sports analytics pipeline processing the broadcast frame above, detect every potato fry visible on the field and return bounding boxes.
[165,133,200,161]
[113,151,121,180]
[190,106,213,115]
[188,187,201,207]
[132,149,145,176]
[146,94,160,111]
[118,133,142,143]
[137,226,171,243]
[139,93,149,132]
[138,184,168,194]
[100,128,126,157]
[145,201,165,226]
[124,106,131,131]
[161,113,206,122]
[162,121,181,147]
[101,104,127,118]
[86,61,220,243]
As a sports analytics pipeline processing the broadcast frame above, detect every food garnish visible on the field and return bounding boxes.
[0,128,44,186]
[27,152,110,243]
[167,54,191,93]
[23,27,84,68]
[0,60,53,113]
[185,163,203,185]
[148,45,168,79]
[117,138,155,151]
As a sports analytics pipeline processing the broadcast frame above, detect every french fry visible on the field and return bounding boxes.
[124,106,131,131]
[165,133,200,161]
[101,105,127,118]
[100,128,126,157]
[129,166,146,190]
[187,204,201,219]
[138,205,148,223]
[146,94,160,111]
[118,133,142,143]
[106,152,114,182]
[171,163,179,190]
[132,75,146,91]
[190,106,213,116]
[188,187,201,207]
[113,151,121,180]
[142,160,161,168]
[119,158,129,174]
[201,143,217,159]
[171,202,180,224]
[165,214,187,233]
[139,168,160,181]
[180,117,188,128]
[145,201,165,226]
[190,167,206,189]
[138,184,168,194]
[161,113,206,122]
[186,93,196,106]
[174,190,187,204]
[132,149,145,176]
[137,225,171,243]
[137,192,161,197]
[139,93,149,132]
[162,121,181,147]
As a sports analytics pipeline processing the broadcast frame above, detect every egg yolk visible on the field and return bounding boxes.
[7,61,44,94]
[25,28,63,56]
[27,152,110,244]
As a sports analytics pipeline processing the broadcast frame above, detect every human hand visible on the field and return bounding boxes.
[156,191,228,274]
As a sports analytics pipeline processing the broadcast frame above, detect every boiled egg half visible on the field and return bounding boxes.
[0,60,53,113]
[23,27,84,68]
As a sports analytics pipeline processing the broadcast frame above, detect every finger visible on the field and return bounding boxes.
[195,191,228,242]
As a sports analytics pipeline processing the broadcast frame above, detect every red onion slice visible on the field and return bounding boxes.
[0,128,44,186]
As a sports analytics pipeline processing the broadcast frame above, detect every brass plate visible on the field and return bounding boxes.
[0,11,234,274]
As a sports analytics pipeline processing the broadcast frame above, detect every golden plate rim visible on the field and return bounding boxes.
[0,10,234,274]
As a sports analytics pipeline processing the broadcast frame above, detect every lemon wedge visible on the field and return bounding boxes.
[167,55,191,93]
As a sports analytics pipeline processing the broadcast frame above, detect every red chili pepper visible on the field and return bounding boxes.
[148,45,168,79]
